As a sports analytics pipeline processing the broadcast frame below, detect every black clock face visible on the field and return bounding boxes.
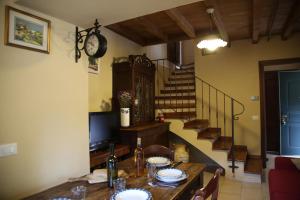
[85,34,99,56]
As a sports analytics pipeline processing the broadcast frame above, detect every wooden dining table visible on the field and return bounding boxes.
[24,158,206,200]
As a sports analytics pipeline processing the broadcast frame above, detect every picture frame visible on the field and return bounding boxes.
[88,57,100,74]
[5,6,51,54]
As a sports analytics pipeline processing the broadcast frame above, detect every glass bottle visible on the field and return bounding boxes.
[134,137,144,176]
[107,143,118,187]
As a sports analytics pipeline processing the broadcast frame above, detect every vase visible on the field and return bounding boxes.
[174,144,189,163]
[120,108,130,127]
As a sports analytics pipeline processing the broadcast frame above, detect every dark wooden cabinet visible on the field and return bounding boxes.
[112,55,155,126]
[119,122,170,155]
[89,144,130,169]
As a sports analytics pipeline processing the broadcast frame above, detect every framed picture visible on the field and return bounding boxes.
[88,57,100,74]
[5,6,51,54]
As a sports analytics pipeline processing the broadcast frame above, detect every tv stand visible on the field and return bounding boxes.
[89,144,130,169]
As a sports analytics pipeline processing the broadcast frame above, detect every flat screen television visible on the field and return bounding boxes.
[89,112,120,151]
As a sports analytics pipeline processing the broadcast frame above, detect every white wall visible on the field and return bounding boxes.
[0,2,89,199]
[141,43,167,60]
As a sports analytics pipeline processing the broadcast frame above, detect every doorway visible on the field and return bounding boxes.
[259,58,300,166]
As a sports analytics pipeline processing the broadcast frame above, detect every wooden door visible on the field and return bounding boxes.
[264,71,280,153]
[280,71,300,155]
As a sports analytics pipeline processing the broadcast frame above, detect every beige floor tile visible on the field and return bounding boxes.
[220,179,242,195]
[241,187,263,200]
[218,192,241,200]
[203,172,268,200]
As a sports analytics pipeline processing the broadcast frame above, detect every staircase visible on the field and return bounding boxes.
[153,59,262,183]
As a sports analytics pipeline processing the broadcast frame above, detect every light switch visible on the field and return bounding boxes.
[0,143,17,157]
[250,96,259,101]
[251,115,259,120]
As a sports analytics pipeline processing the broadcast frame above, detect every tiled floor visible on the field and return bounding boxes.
[203,172,269,200]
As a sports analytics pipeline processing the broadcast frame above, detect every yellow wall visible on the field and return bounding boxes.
[0,1,141,199]
[195,34,300,155]
[182,40,194,64]
[0,2,89,199]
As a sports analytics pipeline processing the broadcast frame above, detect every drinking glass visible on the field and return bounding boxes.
[71,185,87,200]
[146,163,157,181]
[113,177,126,192]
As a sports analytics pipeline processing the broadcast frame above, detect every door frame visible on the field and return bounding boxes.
[259,57,300,168]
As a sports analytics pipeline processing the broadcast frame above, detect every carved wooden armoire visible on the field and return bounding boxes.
[112,55,155,126]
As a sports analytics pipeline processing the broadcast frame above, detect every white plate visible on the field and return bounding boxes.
[157,168,183,179]
[156,172,188,183]
[111,188,152,200]
[147,157,169,165]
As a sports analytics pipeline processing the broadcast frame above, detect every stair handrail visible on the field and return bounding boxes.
[194,75,245,119]
[152,58,246,174]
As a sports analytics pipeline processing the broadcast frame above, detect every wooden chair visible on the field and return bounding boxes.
[143,145,174,160]
[191,168,223,200]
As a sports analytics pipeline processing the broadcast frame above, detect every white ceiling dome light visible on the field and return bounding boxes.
[197,8,228,51]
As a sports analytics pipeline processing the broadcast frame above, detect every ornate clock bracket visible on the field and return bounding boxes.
[75,19,102,63]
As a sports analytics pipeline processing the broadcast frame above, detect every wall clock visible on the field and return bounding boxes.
[84,32,107,58]
[75,19,107,63]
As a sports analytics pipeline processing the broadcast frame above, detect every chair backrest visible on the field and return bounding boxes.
[191,168,223,200]
[144,145,174,160]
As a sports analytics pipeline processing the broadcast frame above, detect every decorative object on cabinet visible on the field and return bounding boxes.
[88,57,99,74]
[75,19,107,63]
[118,91,132,127]
[5,6,51,54]
[174,144,189,163]
[112,54,155,126]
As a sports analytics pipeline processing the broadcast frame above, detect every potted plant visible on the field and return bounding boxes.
[118,91,132,127]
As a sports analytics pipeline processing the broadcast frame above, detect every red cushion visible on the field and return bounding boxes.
[272,193,300,200]
[269,169,300,200]
[275,157,299,171]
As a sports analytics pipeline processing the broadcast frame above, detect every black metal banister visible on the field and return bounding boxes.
[152,59,245,174]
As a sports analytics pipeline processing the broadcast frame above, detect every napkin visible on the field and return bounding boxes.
[87,169,128,184]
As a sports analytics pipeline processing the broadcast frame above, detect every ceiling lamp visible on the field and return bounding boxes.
[197,8,227,51]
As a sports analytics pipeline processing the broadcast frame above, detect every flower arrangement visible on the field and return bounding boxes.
[118,91,132,108]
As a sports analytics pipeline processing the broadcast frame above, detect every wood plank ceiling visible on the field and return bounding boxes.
[106,0,300,46]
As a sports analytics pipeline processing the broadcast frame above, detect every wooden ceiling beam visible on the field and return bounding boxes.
[266,0,279,40]
[106,24,146,46]
[165,8,196,38]
[252,0,262,43]
[135,17,168,42]
[204,0,230,42]
[281,0,300,40]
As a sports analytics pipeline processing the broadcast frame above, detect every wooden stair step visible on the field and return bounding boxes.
[172,71,194,76]
[228,145,248,162]
[198,128,221,140]
[163,111,196,119]
[175,69,194,73]
[212,136,232,150]
[184,119,209,129]
[155,95,196,100]
[155,103,196,109]
[244,155,263,175]
[168,77,195,81]
[165,82,195,87]
[161,89,195,94]
[178,66,194,70]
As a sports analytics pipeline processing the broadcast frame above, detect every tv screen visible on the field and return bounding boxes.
[89,112,120,151]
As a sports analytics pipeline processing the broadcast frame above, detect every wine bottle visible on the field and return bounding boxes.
[134,137,144,177]
[107,143,118,188]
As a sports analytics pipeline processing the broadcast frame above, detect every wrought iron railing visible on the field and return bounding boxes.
[152,58,245,173]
